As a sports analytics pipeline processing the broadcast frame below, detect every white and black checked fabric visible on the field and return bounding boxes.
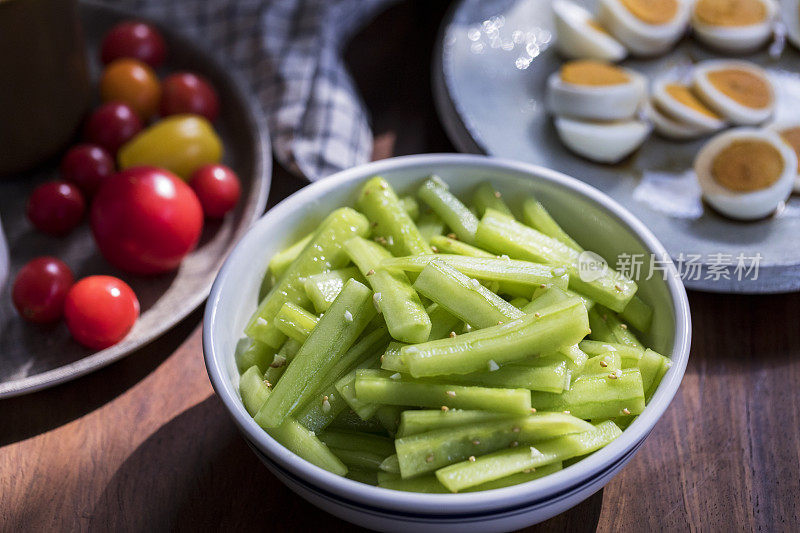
[111,0,395,181]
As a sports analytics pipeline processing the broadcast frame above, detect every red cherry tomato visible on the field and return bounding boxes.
[84,102,143,154]
[91,166,203,274]
[100,21,166,68]
[27,181,85,236]
[160,72,219,122]
[60,144,115,195]
[64,275,140,350]
[12,257,74,323]
[189,164,241,218]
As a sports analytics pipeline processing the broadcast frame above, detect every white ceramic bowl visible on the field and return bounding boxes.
[203,154,691,532]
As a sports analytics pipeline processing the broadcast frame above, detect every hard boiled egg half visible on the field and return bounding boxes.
[693,60,775,125]
[555,116,651,163]
[694,128,796,219]
[768,121,800,192]
[691,0,777,53]
[553,0,628,61]
[645,99,712,139]
[598,0,691,55]
[547,60,646,121]
[652,79,726,131]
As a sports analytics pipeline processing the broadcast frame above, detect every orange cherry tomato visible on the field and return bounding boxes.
[99,58,161,119]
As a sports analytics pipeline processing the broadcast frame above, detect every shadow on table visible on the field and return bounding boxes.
[0,306,202,447]
[89,396,603,532]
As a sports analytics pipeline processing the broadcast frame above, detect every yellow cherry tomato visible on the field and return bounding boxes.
[117,115,223,179]
[100,58,161,119]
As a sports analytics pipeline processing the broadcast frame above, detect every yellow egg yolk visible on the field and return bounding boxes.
[779,127,800,165]
[620,0,679,24]
[665,84,722,118]
[707,68,772,109]
[711,140,783,192]
[694,0,767,26]
[588,19,612,35]
[560,60,630,86]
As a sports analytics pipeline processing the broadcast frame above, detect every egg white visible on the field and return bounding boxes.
[645,99,710,139]
[555,116,651,163]
[652,79,727,131]
[597,0,691,56]
[694,128,796,219]
[553,0,628,61]
[691,0,776,53]
[693,60,775,125]
[767,120,800,192]
[547,67,646,121]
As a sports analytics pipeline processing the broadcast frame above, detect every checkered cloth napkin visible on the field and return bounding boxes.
[115,0,395,181]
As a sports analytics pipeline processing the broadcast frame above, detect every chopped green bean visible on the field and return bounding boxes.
[579,340,643,368]
[347,468,379,485]
[304,267,364,313]
[417,211,446,242]
[375,405,404,436]
[509,297,530,308]
[527,285,594,314]
[263,338,302,385]
[235,337,275,374]
[268,232,314,282]
[379,473,449,493]
[274,302,318,343]
[336,360,382,420]
[395,412,593,478]
[382,254,569,291]
[256,279,376,427]
[530,368,645,419]
[400,196,420,221]
[401,298,590,377]
[413,261,525,329]
[475,209,637,312]
[435,421,621,492]
[417,177,479,244]
[639,348,672,402]
[436,356,569,393]
[396,410,508,438]
[329,410,387,435]
[521,197,583,251]
[245,208,370,348]
[379,453,400,473]
[620,295,654,333]
[429,235,496,258]
[589,306,643,349]
[578,352,622,377]
[426,303,463,341]
[239,365,347,475]
[472,182,515,218]
[355,369,532,415]
[345,237,431,343]
[319,429,396,458]
[357,176,431,256]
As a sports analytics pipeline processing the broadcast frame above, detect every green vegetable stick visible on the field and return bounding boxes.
[472,182,515,218]
[329,410,387,435]
[319,429,396,458]
[475,209,637,312]
[401,298,590,378]
[396,410,509,438]
[620,295,654,333]
[528,285,594,314]
[256,279,376,427]
[435,421,622,492]
[466,462,563,491]
[336,359,382,420]
[344,237,431,344]
[239,366,347,475]
[329,448,390,471]
[354,369,532,415]
[417,177,479,244]
[357,176,432,256]
[375,405,404,436]
[382,254,569,290]
[521,197,583,252]
[429,235,496,258]
[235,337,275,374]
[378,473,450,493]
[394,412,593,478]
[425,303,463,341]
[379,462,564,492]
[268,233,314,281]
[303,267,365,313]
[530,368,646,419]
[413,261,525,329]
[245,207,370,348]
[273,302,319,343]
[379,454,400,473]
[294,328,389,432]
[400,196,420,221]
[589,306,643,349]
[577,351,623,377]
[263,338,302,386]
[347,468,379,485]
[579,340,643,368]
[437,356,569,393]
[639,348,672,402]
[417,211,446,242]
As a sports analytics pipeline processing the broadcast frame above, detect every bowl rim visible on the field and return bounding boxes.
[203,153,691,515]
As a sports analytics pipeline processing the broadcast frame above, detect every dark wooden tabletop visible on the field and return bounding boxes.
[2,2,799,531]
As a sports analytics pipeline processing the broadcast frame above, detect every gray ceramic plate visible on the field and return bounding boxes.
[0,2,271,398]
[434,0,800,293]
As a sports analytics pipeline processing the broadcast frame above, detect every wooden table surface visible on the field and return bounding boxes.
[2,3,799,531]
